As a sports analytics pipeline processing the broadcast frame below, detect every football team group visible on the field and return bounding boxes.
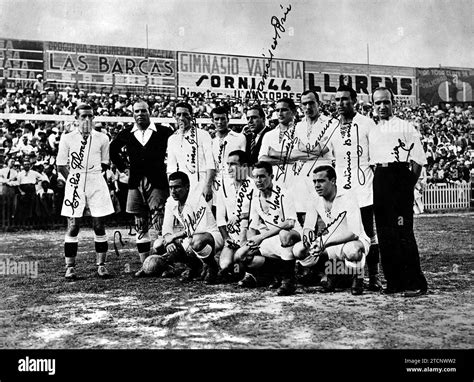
[57,85,428,298]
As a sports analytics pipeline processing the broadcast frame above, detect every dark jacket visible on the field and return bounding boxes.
[244,125,274,165]
[110,124,173,189]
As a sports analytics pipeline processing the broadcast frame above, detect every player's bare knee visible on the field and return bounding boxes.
[153,237,166,252]
[292,241,307,259]
[190,234,212,253]
[219,248,234,269]
[234,246,249,262]
[343,241,365,262]
[280,230,300,247]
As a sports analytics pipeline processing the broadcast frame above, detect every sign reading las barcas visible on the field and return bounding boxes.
[44,41,177,95]
[178,51,304,101]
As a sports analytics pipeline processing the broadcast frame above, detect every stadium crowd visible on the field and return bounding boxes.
[0,85,473,224]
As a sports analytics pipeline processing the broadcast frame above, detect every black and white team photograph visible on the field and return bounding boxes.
[0,0,472,380]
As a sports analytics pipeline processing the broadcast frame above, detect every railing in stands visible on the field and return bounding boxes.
[0,194,134,231]
[422,182,472,211]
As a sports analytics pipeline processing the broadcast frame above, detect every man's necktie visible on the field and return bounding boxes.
[250,133,256,155]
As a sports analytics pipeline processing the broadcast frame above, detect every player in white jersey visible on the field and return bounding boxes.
[56,103,114,280]
[293,90,338,219]
[167,102,216,203]
[215,150,254,283]
[324,85,382,292]
[154,171,224,284]
[293,165,369,295]
[210,106,246,206]
[234,161,302,296]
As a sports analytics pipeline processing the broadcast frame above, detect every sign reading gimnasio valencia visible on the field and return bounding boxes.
[177,51,304,101]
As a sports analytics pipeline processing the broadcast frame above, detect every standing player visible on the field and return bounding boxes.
[369,87,428,297]
[155,171,223,284]
[325,85,381,292]
[234,161,301,296]
[258,98,312,218]
[293,90,338,216]
[215,150,254,282]
[57,103,114,280]
[210,106,246,204]
[110,100,173,277]
[167,102,216,203]
[292,166,369,295]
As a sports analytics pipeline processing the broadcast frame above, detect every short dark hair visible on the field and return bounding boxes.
[211,106,229,119]
[337,85,357,101]
[371,87,395,104]
[168,171,190,186]
[313,165,336,180]
[75,103,93,116]
[174,102,193,116]
[301,90,320,103]
[228,150,249,165]
[253,161,273,176]
[277,97,296,112]
[246,105,265,119]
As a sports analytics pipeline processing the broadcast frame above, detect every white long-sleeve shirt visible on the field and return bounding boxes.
[57,129,110,175]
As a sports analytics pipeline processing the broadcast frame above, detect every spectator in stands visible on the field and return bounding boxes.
[0,158,19,197]
[33,74,44,93]
[36,180,55,218]
[14,159,43,223]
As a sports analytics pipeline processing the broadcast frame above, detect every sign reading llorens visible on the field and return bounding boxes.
[305,61,416,104]
[178,51,304,101]
[44,41,177,94]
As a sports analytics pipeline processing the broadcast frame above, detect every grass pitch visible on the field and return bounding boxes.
[0,213,472,349]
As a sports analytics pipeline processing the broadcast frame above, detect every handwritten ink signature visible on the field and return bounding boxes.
[70,136,88,170]
[227,180,253,235]
[64,173,81,215]
[343,151,352,190]
[64,135,88,214]
[302,210,347,249]
[182,206,207,237]
[131,205,164,240]
[275,127,298,182]
[354,123,366,186]
[184,126,198,174]
[392,138,414,162]
[260,185,287,227]
[254,4,292,100]
[305,117,340,177]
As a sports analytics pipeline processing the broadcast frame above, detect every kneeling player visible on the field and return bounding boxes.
[154,171,224,284]
[234,161,301,296]
[292,165,369,295]
[215,150,254,283]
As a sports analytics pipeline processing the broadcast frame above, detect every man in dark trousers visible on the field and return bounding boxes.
[369,87,428,297]
[110,100,173,277]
